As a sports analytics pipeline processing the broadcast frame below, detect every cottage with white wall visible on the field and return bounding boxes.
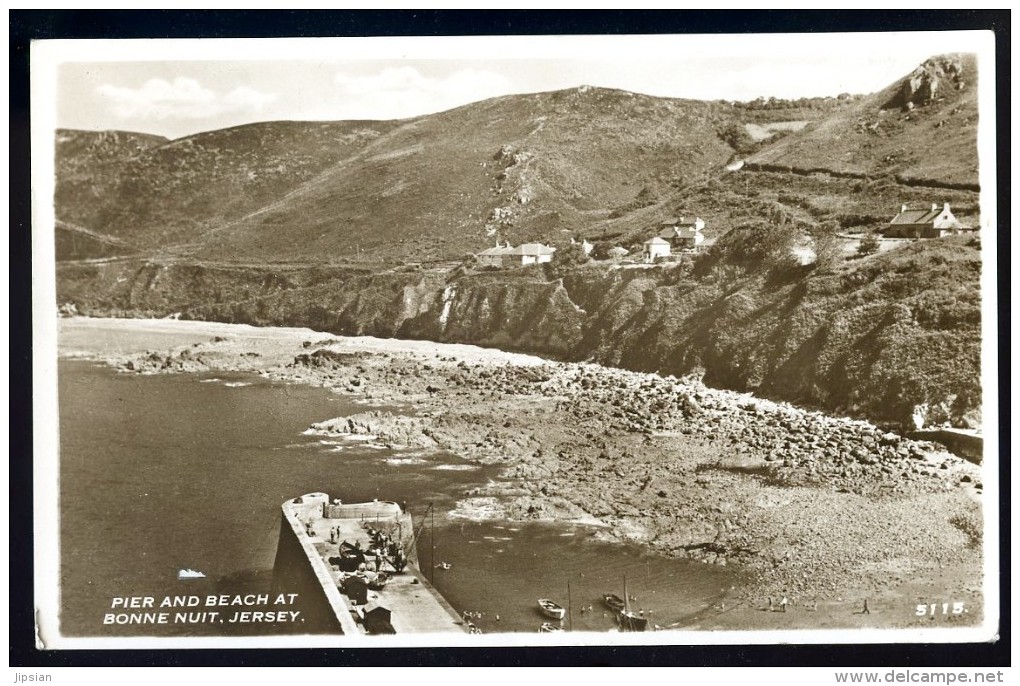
[885,203,973,239]
[475,242,556,268]
[643,237,671,263]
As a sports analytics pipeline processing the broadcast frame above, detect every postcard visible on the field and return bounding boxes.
[30,29,999,651]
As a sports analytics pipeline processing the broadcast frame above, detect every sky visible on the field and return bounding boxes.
[45,32,990,139]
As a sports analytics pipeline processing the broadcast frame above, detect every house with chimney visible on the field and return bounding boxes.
[885,203,973,239]
[475,242,556,268]
[658,216,706,251]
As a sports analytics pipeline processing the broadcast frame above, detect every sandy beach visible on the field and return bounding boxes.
[58,316,986,631]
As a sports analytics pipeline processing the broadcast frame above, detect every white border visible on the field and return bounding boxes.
[30,32,1000,651]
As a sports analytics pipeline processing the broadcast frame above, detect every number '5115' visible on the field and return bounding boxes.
[916,602,966,616]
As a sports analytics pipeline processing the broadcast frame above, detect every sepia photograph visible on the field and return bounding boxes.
[24,17,1002,662]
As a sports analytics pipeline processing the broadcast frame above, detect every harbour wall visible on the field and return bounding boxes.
[271,493,461,636]
[270,494,358,635]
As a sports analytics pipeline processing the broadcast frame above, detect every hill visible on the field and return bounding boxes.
[55,87,787,263]
[55,121,405,256]
[747,54,979,187]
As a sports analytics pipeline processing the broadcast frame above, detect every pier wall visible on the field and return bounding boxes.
[271,493,360,635]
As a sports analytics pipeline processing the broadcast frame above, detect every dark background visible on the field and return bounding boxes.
[9,9,1010,668]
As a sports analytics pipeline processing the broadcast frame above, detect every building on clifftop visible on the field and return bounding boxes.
[885,203,974,238]
[658,216,706,251]
[475,242,556,268]
[643,236,671,263]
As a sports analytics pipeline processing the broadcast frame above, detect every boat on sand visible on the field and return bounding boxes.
[537,598,566,621]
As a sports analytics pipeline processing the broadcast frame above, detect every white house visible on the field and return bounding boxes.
[475,244,515,268]
[475,242,556,268]
[514,243,557,266]
[658,216,706,250]
[885,203,974,239]
[643,237,671,263]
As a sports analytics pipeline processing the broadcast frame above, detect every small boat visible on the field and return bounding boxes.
[614,575,648,632]
[618,610,649,632]
[436,561,452,570]
[602,593,626,613]
[539,622,564,633]
[537,598,566,621]
[177,569,205,579]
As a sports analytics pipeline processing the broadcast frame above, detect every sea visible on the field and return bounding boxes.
[55,324,738,637]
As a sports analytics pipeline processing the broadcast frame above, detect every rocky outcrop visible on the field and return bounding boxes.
[884,54,967,111]
[307,412,438,449]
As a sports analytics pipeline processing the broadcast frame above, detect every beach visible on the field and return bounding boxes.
[58,316,985,631]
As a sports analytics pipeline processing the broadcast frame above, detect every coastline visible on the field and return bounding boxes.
[58,316,985,631]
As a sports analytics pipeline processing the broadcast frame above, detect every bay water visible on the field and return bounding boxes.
[56,329,737,637]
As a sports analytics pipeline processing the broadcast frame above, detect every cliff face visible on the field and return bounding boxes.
[58,235,982,432]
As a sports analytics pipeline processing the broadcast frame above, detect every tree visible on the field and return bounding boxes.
[717,122,756,155]
[857,234,881,256]
[812,221,844,271]
[544,242,590,278]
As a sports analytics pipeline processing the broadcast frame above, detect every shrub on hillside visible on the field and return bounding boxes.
[608,186,658,219]
[717,122,756,155]
[543,242,591,279]
[812,222,844,272]
[857,235,881,256]
[696,220,801,276]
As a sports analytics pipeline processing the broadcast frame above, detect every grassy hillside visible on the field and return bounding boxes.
[198,87,750,262]
[747,54,979,186]
[55,220,138,261]
[54,55,980,265]
[55,88,756,263]
[55,120,405,252]
[56,129,168,165]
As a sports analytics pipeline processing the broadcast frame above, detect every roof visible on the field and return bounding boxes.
[362,601,391,616]
[644,237,670,245]
[891,204,972,230]
[477,246,515,256]
[890,208,942,225]
[477,243,556,257]
[659,226,701,240]
[514,243,556,256]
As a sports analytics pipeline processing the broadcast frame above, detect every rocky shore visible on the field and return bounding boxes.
[63,317,985,629]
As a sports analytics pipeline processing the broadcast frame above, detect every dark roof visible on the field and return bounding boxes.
[890,204,972,230]
[362,601,391,616]
[890,208,942,225]
[659,226,701,240]
[477,246,514,256]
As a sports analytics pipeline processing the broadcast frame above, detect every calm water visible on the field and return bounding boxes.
[58,351,737,637]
